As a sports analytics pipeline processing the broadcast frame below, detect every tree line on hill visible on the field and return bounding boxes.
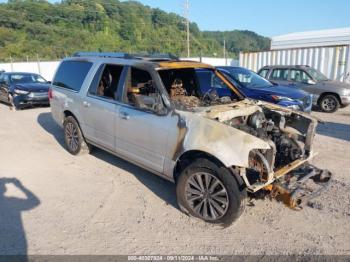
[0,0,270,61]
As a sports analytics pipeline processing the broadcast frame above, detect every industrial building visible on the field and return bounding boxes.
[240,27,350,83]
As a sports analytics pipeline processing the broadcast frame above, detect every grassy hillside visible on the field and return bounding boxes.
[0,0,270,61]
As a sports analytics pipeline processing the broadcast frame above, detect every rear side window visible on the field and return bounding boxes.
[258,69,269,79]
[53,61,93,91]
[271,69,289,80]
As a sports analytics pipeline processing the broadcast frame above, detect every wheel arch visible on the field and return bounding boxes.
[63,110,85,135]
[317,92,341,105]
[173,150,244,188]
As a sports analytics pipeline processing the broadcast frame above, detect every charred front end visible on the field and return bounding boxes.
[220,103,331,209]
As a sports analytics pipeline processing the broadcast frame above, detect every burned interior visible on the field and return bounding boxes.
[158,68,241,110]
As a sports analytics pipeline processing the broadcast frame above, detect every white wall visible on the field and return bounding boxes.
[182,57,239,67]
[0,61,60,81]
[239,45,350,83]
[0,57,238,81]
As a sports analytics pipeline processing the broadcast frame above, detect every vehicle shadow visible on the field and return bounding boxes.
[317,122,350,142]
[37,112,65,148]
[37,112,178,210]
[92,148,178,209]
[0,178,40,259]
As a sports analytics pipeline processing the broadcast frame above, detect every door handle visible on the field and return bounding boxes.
[119,111,130,120]
[83,101,90,108]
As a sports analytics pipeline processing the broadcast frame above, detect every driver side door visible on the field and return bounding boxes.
[115,66,171,174]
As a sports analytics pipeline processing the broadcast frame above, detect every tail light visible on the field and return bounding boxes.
[48,88,53,100]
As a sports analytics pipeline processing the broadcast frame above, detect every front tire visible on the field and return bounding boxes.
[319,94,339,113]
[176,158,246,226]
[63,116,91,155]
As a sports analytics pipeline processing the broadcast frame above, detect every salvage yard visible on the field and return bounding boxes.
[0,103,349,255]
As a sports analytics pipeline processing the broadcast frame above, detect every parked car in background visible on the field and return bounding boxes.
[216,66,312,112]
[0,72,50,109]
[50,52,331,226]
[258,65,350,113]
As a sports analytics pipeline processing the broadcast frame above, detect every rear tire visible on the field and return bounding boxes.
[176,158,246,226]
[318,94,339,113]
[63,116,91,155]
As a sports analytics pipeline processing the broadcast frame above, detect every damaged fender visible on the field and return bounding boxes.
[173,111,271,168]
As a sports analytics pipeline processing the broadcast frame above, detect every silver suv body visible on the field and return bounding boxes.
[50,53,331,226]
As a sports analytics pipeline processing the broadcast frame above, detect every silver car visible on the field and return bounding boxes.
[258,65,350,113]
[50,53,331,226]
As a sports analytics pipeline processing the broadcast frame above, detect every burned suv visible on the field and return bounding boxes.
[50,53,331,226]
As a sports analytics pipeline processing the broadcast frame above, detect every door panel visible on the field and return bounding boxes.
[81,97,118,151]
[116,105,171,173]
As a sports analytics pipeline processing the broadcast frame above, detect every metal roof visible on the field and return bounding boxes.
[271,27,350,50]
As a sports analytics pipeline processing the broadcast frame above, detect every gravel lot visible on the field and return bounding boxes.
[0,102,349,255]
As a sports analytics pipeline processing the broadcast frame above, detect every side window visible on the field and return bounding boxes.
[197,69,230,91]
[53,61,93,92]
[88,64,123,100]
[290,69,311,83]
[258,69,269,79]
[124,67,162,112]
[271,69,289,81]
[3,75,9,85]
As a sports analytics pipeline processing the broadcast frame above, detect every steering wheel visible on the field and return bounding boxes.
[201,88,219,104]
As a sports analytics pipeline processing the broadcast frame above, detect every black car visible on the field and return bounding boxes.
[0,72,50,109]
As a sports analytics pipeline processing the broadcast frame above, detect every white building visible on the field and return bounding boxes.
[240,27,350,83]
[271,27,350,50]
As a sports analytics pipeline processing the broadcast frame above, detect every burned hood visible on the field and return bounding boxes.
[194,99,262,122]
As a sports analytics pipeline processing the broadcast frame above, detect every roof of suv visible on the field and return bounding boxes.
[70,52,213,70]
[260,65,311,70]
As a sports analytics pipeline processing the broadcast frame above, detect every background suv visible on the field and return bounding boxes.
[258,65,350,113]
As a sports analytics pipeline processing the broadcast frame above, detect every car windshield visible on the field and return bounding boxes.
[219,67,273,88]
[158,67,242,110]
[306,68,328,82]
[10,74,47,84]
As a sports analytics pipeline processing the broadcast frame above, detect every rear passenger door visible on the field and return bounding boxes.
[269,68,290,86]
[81,64,126,152]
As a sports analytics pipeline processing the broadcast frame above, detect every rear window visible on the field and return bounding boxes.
[53,61,93,91]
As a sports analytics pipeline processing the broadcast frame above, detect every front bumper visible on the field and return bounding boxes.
[271,165,332,209]
[340,95,350,106]
[13,93,49,108]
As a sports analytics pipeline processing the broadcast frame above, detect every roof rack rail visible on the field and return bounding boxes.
[73,52,130,58]
[72,52,179,61]
[130,53,179,61]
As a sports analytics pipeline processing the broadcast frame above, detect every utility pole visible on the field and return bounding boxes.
[223,37,227,65]
[184,0,190,58]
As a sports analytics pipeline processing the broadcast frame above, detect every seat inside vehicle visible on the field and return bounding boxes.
[96,65,123,99]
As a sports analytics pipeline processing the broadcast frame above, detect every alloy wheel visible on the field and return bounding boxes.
[185,172,229,220]
[322,97,336,111]
[65,122,79,152]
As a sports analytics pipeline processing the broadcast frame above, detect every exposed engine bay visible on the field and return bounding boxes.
[205,102,332,209]
[225,108,310,171]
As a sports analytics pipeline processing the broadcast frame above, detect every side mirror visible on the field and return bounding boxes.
[135,93,167,115]
[306,79,316,85]
[47,81,52,84]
